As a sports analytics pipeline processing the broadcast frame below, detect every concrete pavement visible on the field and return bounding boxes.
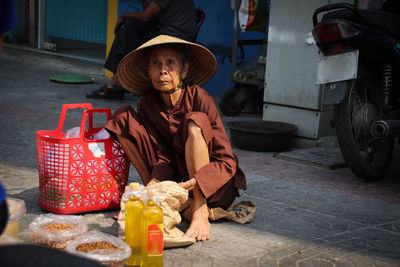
[1,47,400,266]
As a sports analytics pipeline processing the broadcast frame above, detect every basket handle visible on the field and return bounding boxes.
[79,108,112,139]
[56,103,93,133]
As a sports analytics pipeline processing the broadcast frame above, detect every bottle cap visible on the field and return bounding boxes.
[129,182,140,191]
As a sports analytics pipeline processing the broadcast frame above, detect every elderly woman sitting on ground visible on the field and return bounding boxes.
[106,35,246,241]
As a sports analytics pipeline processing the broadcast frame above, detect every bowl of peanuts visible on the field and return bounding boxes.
[66,230,131,267]
[29,214,88,250]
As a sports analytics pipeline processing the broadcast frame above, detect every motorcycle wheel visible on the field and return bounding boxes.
[219,86,247,116]
[334,77,394,181]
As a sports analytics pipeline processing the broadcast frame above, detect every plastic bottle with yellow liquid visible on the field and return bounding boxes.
[141,189,163,267]
[125,182,144,267]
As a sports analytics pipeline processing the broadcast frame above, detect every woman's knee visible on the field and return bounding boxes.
[112,105,135,122]
[187,120,204,139]
[113,104,133,115]
[121,17,143,32]
[183,112,212,144]
[106,105,137,137]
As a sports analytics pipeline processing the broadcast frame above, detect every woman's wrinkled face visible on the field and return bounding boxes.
[148,46,189,93]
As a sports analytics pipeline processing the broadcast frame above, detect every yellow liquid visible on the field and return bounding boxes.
[125,195,144,267]
[141,199,163,267]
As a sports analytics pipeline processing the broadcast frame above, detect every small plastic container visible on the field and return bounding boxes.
[3,198,26,237]
[29,214,88,250]
[66,230,131,267]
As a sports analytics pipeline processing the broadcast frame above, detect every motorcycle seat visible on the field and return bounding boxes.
[321,9,400,40]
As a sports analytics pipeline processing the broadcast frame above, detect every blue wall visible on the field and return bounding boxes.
[118,0,267,96]
[46,0,107,44]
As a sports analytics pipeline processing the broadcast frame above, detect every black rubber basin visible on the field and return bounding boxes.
[229,120,297,152]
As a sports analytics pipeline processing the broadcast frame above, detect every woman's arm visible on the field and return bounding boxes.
[179,177,198,190]
[114,1,161,33]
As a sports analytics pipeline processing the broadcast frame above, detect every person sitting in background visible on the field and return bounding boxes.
[87,0,197,99]
[105,35,246,241]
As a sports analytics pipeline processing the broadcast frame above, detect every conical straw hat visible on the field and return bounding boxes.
[116,35,218,95]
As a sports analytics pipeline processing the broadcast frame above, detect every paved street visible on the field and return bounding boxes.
[1,48,400,266]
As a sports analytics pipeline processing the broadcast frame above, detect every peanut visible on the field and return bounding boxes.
[76,241,119,252]
[41,223,75,231]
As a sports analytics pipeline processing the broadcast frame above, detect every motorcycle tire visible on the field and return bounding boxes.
[334,77,394,182]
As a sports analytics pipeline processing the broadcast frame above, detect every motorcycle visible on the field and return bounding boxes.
[312,0,400,181]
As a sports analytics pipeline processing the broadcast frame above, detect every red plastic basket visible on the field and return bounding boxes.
[36,103,129,214]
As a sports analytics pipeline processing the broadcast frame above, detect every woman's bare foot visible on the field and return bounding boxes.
[184,189,210,241]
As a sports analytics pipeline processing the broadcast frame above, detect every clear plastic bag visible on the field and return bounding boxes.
[122,182,144,202]
[93,128,110,140]
[66,230,131,267]
[6,198,26,223]
[29,214,88,250]
[64,127,81,139]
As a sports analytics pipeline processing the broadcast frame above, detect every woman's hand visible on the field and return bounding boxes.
[114,16,124,34]
[179,177,198,191]
[114,13,131,34]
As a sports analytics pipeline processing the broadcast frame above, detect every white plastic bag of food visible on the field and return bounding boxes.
[29,214,88,250]
[66,230,131,267]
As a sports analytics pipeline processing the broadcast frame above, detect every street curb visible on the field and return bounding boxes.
[274,147,346,169]
[1,44,105,77]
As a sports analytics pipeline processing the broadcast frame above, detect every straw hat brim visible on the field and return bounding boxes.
[116,35,218,95]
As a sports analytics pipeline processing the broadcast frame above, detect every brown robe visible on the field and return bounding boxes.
[106,83,246,209]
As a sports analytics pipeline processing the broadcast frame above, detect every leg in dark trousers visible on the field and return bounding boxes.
[87,18,157,99]
[105,18,157,73]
